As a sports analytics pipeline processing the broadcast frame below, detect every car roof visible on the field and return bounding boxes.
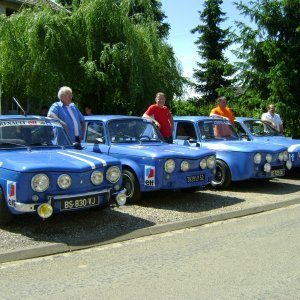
[0,115,62,125]
[85,115,148,122]
[173,116,218,122]
[0,115,48,120]
[235,117,260,122]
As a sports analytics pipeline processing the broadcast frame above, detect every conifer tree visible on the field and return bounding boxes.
[191,0,234,103]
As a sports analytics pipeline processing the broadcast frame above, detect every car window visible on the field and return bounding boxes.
[244,120,280,136]
[0,120,70,147]
[199,120,239,140]
[234,122,247,136]
[86,122,106,144]
[108,119,162,143]
[175,122,197,140]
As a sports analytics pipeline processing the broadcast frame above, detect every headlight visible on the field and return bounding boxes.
[207,156,216,169]
[278,152,284,162]
[286,160,292,170]
[31,174,50,192]
[106,166,121,183]
[264,163,271,173]
[165,159,175,173]
[200,158,207,169]
[37,203,53,219]
[253,153,262,164]
[283,150,288,161]
[57,174,71,189]
[91,170,103,185]
[180,161,190,172]
[266,153,272,163]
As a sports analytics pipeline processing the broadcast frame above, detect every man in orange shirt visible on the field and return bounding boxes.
[209,96,235,125]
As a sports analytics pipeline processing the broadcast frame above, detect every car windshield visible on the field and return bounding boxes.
[0,119,71,148]
[108,119,163,143]
[198,120,239,140]
[244,120,282,136]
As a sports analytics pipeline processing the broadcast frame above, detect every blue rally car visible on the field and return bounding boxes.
[172,116,292,189]
[235,117,300,168]
[0,115,126,225]
[83,116,216,202]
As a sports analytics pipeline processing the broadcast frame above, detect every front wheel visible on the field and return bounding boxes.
[0,188,13,225]
[211,160,232,189]
[123,169,141,203]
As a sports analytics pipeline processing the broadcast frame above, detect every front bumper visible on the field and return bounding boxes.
[14,189,112,213]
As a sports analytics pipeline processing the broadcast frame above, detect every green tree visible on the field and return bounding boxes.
[123,0,170,39]
[0,0,183,115]
[234,0,300,137]
[0,5,78,111]
[55,0,81,11]
[191,0,235,103]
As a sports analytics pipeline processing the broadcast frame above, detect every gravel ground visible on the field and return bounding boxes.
[0,169,300,255]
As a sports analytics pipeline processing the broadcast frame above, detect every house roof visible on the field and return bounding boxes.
[4,0,71,14]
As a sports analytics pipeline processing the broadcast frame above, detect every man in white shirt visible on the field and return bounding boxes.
[261,104,283,133]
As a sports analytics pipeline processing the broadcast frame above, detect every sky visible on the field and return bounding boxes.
[161,0,245,80]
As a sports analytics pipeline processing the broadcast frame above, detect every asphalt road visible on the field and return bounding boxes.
[0,169,300,263]
[1,204,299,299]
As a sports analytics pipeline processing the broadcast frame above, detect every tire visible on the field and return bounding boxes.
[211,160,232,189]
[123,169,141,203]
[0,188,13,225]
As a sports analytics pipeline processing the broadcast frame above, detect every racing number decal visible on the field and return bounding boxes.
[145,166,155,186]
[7,181,16,207]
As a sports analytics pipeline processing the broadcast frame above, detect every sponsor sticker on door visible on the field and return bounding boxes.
[7,181,16,207]
[145,166,155,186]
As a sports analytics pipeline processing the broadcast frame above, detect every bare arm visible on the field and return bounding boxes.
[261,116,275,127]
[142,113,160,128]
[47,113,67,129]
[209,113,229,121]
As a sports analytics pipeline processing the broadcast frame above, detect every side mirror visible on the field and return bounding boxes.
[240,134,250,141]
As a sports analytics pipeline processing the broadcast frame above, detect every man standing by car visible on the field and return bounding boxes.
[261,104,283,133]
[143,92,174,143]
[48,86,85,143]
[209,96,235,126]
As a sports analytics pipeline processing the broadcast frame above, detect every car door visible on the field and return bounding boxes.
[84,121,110,154]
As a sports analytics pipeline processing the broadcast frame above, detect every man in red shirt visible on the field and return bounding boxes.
[143,92,174,143]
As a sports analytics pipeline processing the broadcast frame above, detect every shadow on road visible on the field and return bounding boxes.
[138,189,244,212]
[222,177,300,195]
[0,208,155,247]
[0,191,245,249]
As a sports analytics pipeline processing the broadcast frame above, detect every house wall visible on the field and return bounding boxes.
[0,0,22,15]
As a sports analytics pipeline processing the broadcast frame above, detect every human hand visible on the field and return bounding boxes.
[153,120,160,129]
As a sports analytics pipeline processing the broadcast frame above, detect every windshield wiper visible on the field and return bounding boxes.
[0,142,27,148]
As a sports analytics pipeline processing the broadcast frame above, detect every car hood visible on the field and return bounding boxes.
[202,140,287,153]
[110,143,215,158]
[251,136,300,152]
[0,149,120,172]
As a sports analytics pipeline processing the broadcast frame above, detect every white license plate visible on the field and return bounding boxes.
[186,174,205,183]
[270,169,285,177]
[60,194,100,211]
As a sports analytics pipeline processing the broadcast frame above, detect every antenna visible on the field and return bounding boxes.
[12,97,26,116]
